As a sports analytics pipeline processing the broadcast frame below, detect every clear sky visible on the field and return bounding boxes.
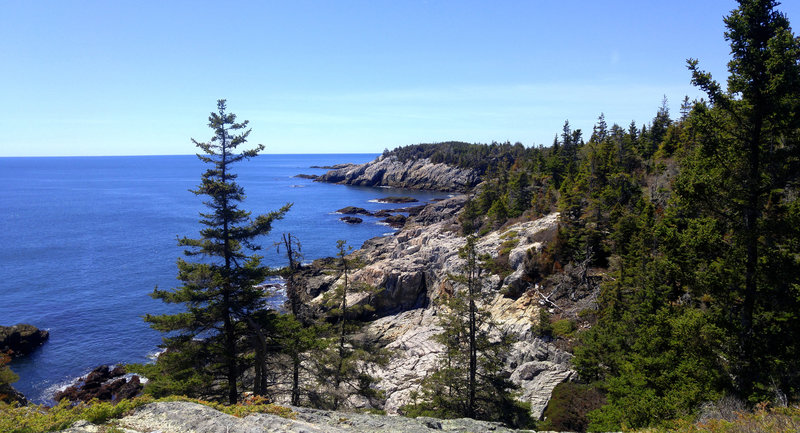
[2,1,798,157]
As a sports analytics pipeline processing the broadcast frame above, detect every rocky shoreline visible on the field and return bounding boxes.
[315,155,481,192]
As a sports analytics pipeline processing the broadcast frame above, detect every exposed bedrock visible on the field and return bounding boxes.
[316,156,480,192]
[58,400,540,433]
[307,194,573,419]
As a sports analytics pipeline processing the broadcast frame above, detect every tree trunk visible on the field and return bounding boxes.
[739,112,763,396]
[292,354,301,406]
[467,253,477,419]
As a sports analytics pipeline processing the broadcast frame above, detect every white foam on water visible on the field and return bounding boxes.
[146,348,166,362]
[42,375,82,401]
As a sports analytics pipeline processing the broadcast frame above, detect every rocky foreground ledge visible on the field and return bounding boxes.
[316,156,481,192]
[59,401,555,433]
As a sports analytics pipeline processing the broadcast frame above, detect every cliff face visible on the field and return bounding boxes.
[302,196,573,419]
[316,156,480,192]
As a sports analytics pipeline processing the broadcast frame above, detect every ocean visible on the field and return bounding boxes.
[0,154,450,404]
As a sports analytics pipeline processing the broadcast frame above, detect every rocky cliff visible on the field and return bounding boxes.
[301,196,574,419]
[316,156,481,192]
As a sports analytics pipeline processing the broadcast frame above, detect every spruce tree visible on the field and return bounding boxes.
[144,100,291,404]
[684,0,800,400]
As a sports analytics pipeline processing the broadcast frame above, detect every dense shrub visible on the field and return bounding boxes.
[539,382,605,433]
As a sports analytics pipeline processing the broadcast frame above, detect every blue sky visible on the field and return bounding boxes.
[2,1,798,157]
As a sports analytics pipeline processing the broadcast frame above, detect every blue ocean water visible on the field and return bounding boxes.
[0,154,450,404]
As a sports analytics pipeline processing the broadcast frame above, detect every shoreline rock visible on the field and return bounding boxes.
[381,214,407,228]
[0,324,49,358]
[53,365,143,403]
[340,216,363,224]
[336,206,373,216]
[375,196,418,204]
[310,163,356,170]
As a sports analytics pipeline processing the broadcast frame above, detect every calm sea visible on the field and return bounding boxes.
[0,154,450,404]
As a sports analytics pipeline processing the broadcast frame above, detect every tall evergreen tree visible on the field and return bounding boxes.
[144,100,291,404]
[685,0,800,400]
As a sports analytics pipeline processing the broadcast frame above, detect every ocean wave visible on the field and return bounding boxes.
[42,374,84,402]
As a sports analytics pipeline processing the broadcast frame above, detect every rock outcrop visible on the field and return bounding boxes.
[340,216,363,224]
[0,382,27,405]
[381,214,407,228]
[0,324,49,358]
[316,156,480,192]
[305,195,573,419]
[59,401,538,433]
[336,206,373,215]
[53,365,143,403]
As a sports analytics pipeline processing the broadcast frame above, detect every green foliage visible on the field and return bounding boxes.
[143,100,291,403]
[641,404,800,433]
[551,318,576,339]
[126,344,214,399]
[0,353,18,388]
[0,352,20,404]
[539,382,606,433]
[384,141,528,174]
[561,2,800,429]
[681,0,800,401]
[533,307,553,338]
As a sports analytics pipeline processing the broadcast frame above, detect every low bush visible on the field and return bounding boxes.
[538,382,605,433]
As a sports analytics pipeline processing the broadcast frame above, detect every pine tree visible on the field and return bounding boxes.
[144,100,291,404]
[273,232,321,406]
[313,240,384,409]
[684,0,800,400]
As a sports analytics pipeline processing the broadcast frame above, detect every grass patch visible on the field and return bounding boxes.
[640,404,800,433]
[552,318,577,339]
[0,395,293,433]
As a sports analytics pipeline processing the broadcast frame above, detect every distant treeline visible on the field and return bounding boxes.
[383,141,528,174]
